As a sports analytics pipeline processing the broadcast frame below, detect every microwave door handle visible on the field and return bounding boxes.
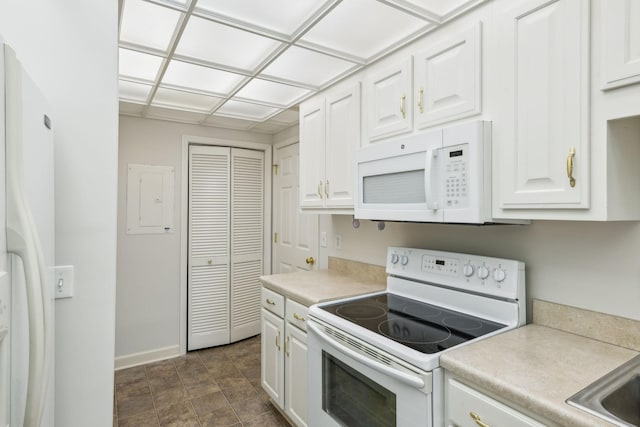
[425,149,439,211]
[308,322,425,390]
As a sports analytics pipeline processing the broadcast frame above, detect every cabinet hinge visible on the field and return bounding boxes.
[273,164,279,175]
[274,232,278,243]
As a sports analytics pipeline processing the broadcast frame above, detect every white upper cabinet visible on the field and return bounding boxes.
[299,83,361,212]
[601,0,640,90]
[325,84,361,208]
[414,23,482,129]
[299,99,325,208]
[363,23,483,145]
[365,58,413,142]
[492,0,590,210]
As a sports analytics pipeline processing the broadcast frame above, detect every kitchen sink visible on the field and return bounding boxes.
[567,354,640,426]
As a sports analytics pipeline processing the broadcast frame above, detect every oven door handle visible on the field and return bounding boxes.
[308,322,426,390]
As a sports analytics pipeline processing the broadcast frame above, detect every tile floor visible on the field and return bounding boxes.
[113,335,291,427]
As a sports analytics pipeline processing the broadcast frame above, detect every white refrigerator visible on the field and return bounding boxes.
[0,39,55,427]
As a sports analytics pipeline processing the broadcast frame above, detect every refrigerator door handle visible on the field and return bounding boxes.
[5,45,53,427]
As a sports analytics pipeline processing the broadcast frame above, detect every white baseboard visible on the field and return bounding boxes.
[114,345,182,370]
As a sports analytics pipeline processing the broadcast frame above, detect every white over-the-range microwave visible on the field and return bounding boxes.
[355,120,520,224]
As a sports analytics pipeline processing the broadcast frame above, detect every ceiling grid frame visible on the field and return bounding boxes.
[118,0,487,134]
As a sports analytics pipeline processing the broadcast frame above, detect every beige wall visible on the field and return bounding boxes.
[116,115,272,361]
[321,216,640,322]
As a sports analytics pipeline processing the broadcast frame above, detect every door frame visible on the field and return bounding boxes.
[179,135,272,355]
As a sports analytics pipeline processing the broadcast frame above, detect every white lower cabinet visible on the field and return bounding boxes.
[261,287,308,427]
[445,375,553,427]
[284,322,307,426]
[261,308,284,407]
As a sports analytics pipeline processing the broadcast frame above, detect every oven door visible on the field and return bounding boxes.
[307,319,434,427]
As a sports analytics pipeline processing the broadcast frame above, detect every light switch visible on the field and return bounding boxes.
[53,265,74,299]
[320,232,327,248]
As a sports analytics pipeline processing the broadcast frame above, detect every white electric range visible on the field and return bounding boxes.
[307,247,525,427]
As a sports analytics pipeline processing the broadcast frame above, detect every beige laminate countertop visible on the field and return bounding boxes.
[440,324,639,426]
[259,269,386,307]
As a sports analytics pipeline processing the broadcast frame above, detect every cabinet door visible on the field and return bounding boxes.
[414,23,482,129]
[494,0,590,209]
[299,99,325,208]
[366,58,412,142]
[261,308,284,408]
[601,0,640,89]
[285,323,308,427]
[325,84,361,208]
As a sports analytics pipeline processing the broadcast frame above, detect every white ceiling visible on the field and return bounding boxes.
[118,0,484,134]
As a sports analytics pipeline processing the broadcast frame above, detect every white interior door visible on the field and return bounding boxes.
[188,146,230,350]
[273,143,318,273]
[229,148,264,342]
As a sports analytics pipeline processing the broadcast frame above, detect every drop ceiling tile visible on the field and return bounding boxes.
[119,48,164,82]
[270,108,299,125]
[204,115,257,131]
[215,99,281,121]
[120,0,182,52]
[261,46,357,87]
[152,87,223,112]
[300,0,429,59]
[162,60,245,95]
[195,0,328,36]
[119,80,153,103]
[175,16,282,71]
[235,78,311,107]
[250,122,290,134]
[119,101,146,115]
[147,106,209,124]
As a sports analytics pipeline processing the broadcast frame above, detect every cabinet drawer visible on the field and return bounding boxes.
[447,379,545,427]
[286,299,309,332]
[262,287,285,317]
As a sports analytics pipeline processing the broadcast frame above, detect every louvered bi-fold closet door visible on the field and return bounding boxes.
[230,148,264,342]
[188,146,230,350]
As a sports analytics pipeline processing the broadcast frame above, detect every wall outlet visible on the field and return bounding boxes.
[320,232,327,248]
[335,234,342,250]
[54,265,74,299]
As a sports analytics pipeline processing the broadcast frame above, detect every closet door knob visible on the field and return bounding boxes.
[305,257,315,265]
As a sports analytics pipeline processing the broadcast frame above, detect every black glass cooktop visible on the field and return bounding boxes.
[321,293,506,354]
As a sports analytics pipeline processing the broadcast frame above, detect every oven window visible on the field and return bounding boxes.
[363,169,425,204]
[322,351,396,427]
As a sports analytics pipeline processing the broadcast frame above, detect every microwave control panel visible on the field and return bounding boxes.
[443,143,469,209]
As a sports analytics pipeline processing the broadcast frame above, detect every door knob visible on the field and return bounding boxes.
[305,257,315,265]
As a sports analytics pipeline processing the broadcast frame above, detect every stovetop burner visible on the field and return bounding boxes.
[336,304,386,320]
[320,293,506,354]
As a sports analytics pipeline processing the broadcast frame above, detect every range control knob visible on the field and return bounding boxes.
[493,268,506,282]
[462,263,475,277]
[400,255,409,266]
[391,254,399,264]
[477,266,490,280]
